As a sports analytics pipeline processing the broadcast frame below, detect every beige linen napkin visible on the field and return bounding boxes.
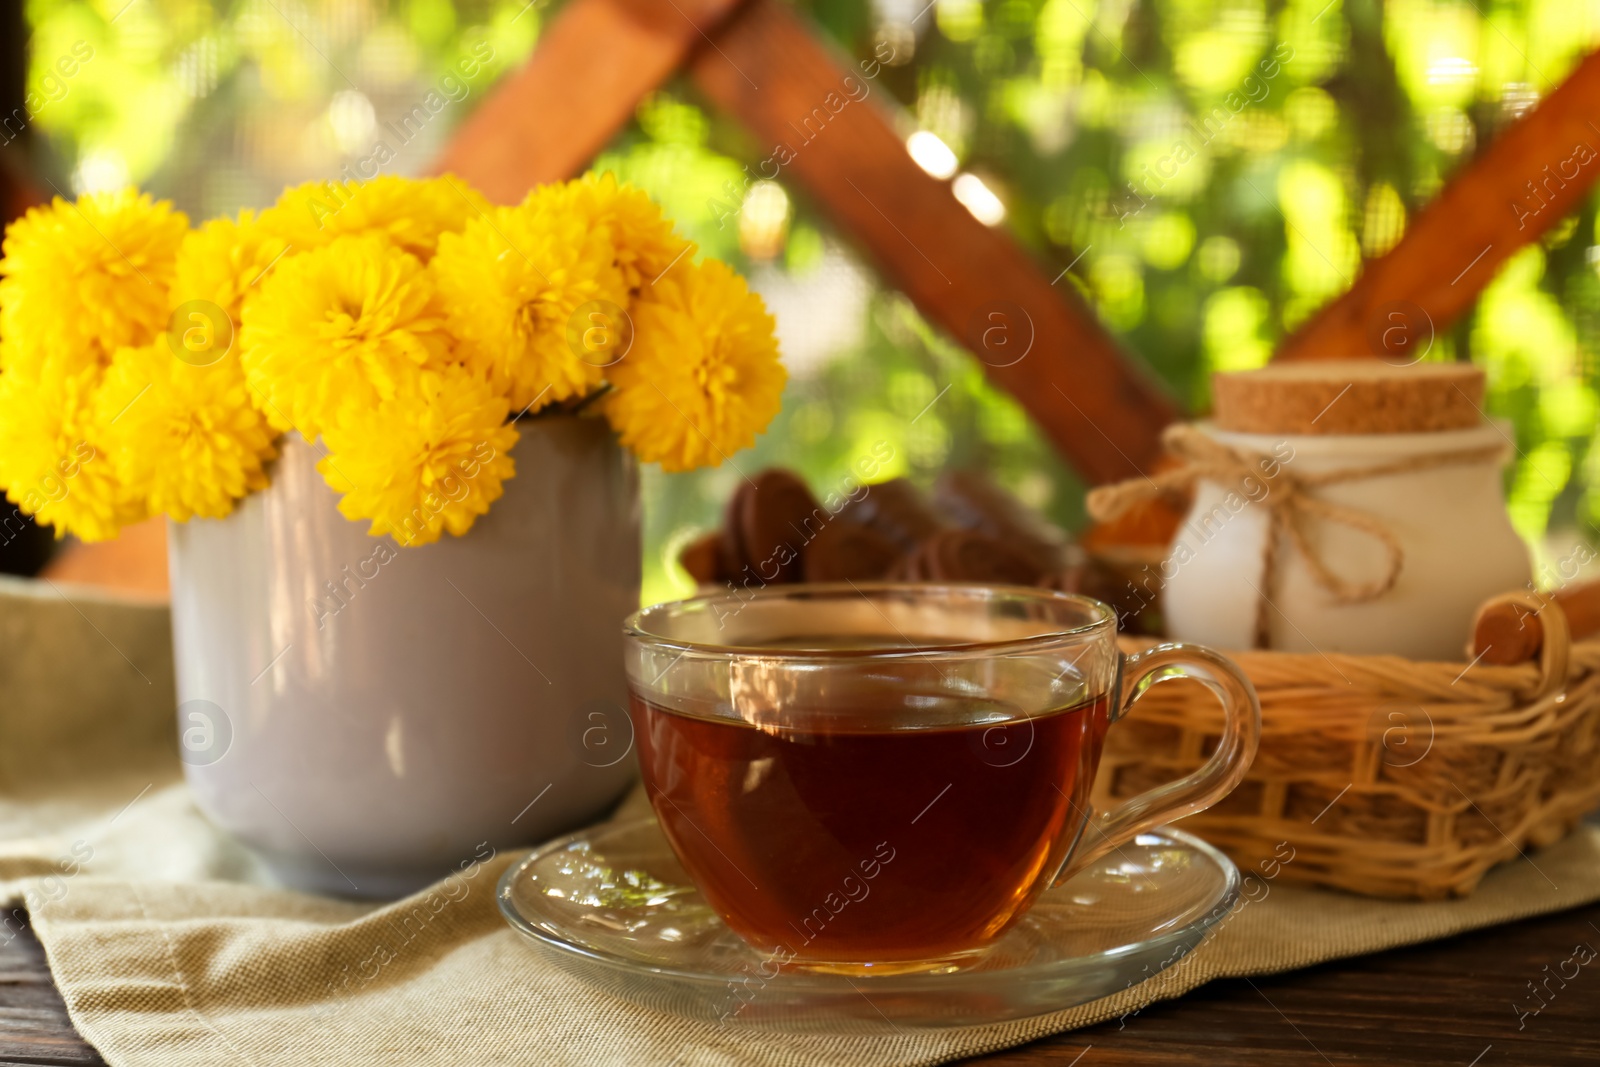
[4,575,1600,1067]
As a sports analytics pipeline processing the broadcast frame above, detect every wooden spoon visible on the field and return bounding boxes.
[1469,579,1600,665]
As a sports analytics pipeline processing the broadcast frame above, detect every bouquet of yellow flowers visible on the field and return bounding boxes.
[0,175,785,546]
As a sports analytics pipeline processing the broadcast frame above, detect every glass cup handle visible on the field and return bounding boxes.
[1053,642,1261,887]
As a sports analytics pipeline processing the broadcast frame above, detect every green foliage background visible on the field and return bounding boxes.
[24,0,1600,604]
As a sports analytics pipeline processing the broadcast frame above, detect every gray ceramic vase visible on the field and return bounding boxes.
[167,414,641,898]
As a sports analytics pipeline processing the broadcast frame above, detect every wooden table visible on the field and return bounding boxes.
[3,897,1597,1066]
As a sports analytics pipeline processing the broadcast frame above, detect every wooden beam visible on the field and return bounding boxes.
[430,0,748,202]
[1277,48,1600,362]
[689,0,1177,483]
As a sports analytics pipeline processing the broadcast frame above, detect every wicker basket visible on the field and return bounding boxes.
[1095,592,1600,898]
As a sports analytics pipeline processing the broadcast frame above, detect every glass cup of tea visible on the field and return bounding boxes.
[622,582,1260,976]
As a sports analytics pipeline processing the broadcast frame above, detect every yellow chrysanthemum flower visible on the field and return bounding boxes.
[0,189,187,376]
[431,183,628,412]
[317,365,519,546]
[240,234,452,439]
[0,334,58,377]
[0,366,143,541]
[94,345,278,523]
[261,175,487,262]
[170,210,291,324]
[603,258,785,472]
[0,173,786,545]
[566,172,695,292]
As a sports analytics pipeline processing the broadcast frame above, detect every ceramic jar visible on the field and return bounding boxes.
[167,414,640,897]
[1162,421,1531,661]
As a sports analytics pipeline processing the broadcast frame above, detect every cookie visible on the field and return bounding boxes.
[934,469,1069,572]
[802,520,901,582]
[895,530,1041,586]
[718,483,755,579]
[678,532,727,585]
[735,469,821,584]
[934,530,1042,585]
[840,478,946,550]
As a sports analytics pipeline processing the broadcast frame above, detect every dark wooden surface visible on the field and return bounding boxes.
[0,917,105,1067]
[987,897,1600,1065]
[3,898,1597,1065]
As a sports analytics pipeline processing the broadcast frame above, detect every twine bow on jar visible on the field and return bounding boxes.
[1086,424,1508,649]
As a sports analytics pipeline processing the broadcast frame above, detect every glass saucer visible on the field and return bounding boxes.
[497,817,1240,1031]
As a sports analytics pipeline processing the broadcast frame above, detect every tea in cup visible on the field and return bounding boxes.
[623,583,1259,975]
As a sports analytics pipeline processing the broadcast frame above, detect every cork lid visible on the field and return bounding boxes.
[1212,360,1486,435]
